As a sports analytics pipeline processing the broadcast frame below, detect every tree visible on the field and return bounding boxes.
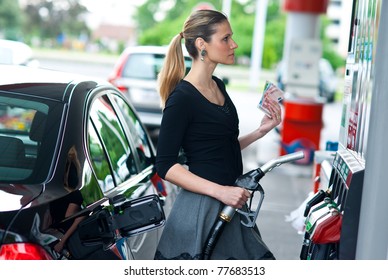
[137,0,223,46]
[0,0,23,40]
[134,0,341,70]
[21,0,90,45]
[320,15,345,70]
[133,0,161,32]
[230,0,285,68]
[135,0,285,68]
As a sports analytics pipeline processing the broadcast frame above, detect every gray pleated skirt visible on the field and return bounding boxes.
[154,188,275,260]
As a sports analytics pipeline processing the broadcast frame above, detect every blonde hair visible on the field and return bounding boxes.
[158,9,228,108]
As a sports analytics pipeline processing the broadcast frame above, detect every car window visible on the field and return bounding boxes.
[88,95,137,192]
[122,53,192,80]
[122,53,161,80]
[79,163,105,207]
[183,56,192,75]
[87,124,113,193]
[111,94,153,171]
[0,95,54,182]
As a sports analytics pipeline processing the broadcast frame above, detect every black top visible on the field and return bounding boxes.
[50,190,83,231]
[156,76,243,185]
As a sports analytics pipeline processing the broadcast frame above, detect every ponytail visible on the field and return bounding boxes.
[158,33,186,108]
[158,10,228,108]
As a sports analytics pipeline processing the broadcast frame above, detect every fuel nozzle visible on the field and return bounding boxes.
[303,185,333,217]
[234,168,265,191]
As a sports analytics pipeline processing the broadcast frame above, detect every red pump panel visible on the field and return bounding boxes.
[284,0,328,14]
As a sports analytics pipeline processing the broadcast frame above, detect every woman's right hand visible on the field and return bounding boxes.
[218,186,251,209]
[54,239,65,253]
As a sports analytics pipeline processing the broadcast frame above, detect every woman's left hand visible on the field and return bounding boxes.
[259,98,282,134]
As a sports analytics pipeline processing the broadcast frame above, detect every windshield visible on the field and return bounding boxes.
[0,93,63,183]
[122,53,192,80]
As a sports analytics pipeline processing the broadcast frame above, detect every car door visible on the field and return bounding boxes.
[87,91,161,259]
[108,92,162,260]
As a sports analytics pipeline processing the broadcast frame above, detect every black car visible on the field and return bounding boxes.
[0,65,177,260]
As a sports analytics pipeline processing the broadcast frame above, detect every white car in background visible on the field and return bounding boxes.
[276,58,338,103]
[108,45,192,132]
[0,39,39,67]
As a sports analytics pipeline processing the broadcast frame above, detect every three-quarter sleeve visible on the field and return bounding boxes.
[155,88,192,179]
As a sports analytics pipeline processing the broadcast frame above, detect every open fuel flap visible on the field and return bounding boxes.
[76,194,165,249]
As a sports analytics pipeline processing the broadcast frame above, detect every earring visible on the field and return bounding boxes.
[200,49,206,61]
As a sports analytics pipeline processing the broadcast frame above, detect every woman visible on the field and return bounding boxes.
[51,145,83,255]
[154,9,282,260]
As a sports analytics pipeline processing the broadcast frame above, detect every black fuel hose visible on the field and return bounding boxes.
[201,151,305,260]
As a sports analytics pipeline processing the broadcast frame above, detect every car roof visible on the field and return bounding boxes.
[0,65,111,101]
[0,65,94,85]
[123,45,169,54]
[123,45,190,57]
[0,39,34,65]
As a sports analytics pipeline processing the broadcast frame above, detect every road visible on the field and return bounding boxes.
[36,52,343,259]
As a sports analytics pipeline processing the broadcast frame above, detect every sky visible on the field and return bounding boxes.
[80,0,145,28]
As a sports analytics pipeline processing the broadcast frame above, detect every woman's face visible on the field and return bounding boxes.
[205,20,238,65]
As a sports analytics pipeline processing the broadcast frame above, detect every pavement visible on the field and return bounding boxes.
[256,102,341,260]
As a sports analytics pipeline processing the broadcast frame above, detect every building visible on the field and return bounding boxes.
[91,24,136,52]
[325,0,353,57]
[82,0,140,52]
